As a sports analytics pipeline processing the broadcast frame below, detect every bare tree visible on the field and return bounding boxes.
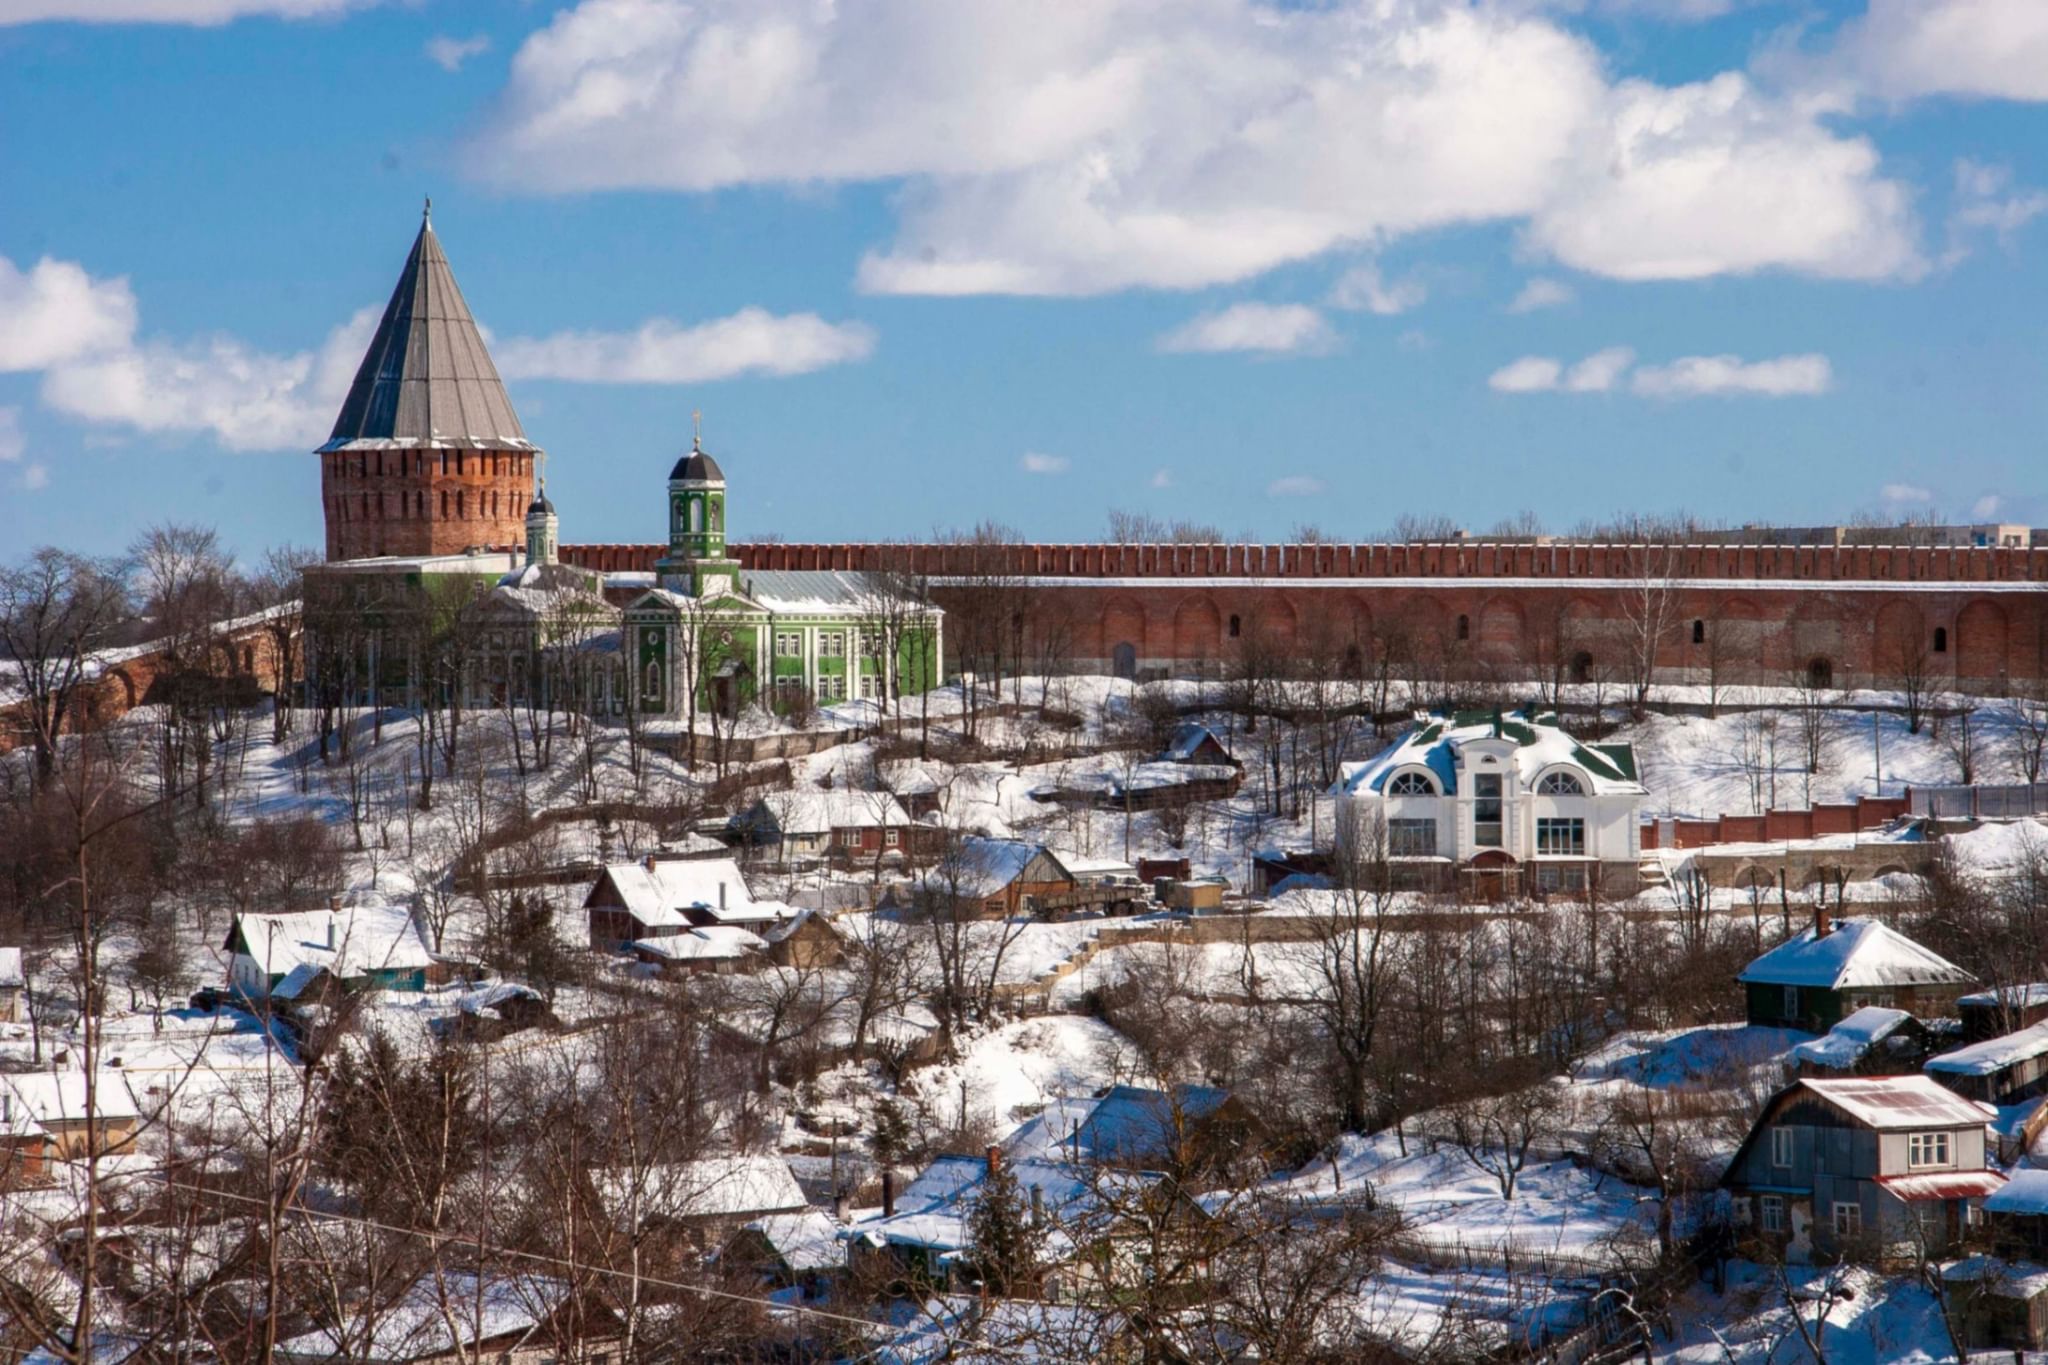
[0,547,132,785]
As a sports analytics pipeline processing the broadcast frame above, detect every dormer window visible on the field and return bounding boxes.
[1387,771,1436,796]
[1536,771,1586,796]
[1908,1132,1952,1169]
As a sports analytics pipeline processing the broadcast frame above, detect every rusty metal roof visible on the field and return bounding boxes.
[321,209,532,453]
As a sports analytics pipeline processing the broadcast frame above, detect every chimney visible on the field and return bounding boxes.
[643,853,657,874]
[1029,1184,1045,1227]
[881,1170,897,1218]
[719,882,727,913]
[328,914,338,951]
[832,1191,851,1224]
[1813,903,1829,939]
[328,894,342,912]
[986,1144,1002,1175]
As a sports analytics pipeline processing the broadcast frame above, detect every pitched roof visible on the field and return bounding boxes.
[747,789,914,834]
[1332,708,1644,799]
[321,215,532,454]
[1737,918,1975,991]
[231,907,433,981]
[1004,1085,1235,1165]
[591,1154,806,1225]
[1790,1006,1914,1070]
[852,1155,1160,1262]
[1926,1020,2048,1077]
[736,1209,845,1273]
[0,1071,143,1134]
[924,837,1073,900]
[276,1272,565,1363]
[630,926,767,962]
[594,858,766,928]
[1796,1075,1995,1130]
[1984,1168,2048,1216]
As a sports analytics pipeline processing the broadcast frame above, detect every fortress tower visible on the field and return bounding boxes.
[316,204,536,561]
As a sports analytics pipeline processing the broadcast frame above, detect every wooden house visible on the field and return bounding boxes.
[226,904,433,1002]
[274,1271,614,1365]
[587,1154,809,1264]
[907,838,1079,920]
[731,789,935,867]
[1722,1075,2003,1263]
[1926,1020,2048,1106]
[1943,1255,2048,1354]
[1003,1084,1269,1180]
[761,909,849,970]
[1,1072,142,1182]
[584,856,784,950]
[1737,915,1975,1033]
[1160,722,1236,769]
[628,926,768,976]
[718,1209,846,1293]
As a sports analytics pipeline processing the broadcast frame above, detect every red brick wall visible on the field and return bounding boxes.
[320,447,534,561]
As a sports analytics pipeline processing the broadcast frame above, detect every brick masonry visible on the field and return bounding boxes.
[319,447,537,561]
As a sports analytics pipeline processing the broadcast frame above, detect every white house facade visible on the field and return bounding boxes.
[1331,708,1646,896]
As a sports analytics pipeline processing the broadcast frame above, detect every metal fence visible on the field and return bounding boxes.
[1911,782,2048,820]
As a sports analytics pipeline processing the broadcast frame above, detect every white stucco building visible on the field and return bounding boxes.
[1330,708,1646,895]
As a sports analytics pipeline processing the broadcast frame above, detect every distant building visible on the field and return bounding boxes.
[0,947,22,1024]
[1738,916,1975,1032]
[732,788,932,867]
[1330,708,1644,895]
[899,838,1079,920]
[583,856,787,950]
[1,1071,143,1181]
[1723,1075,2002,1263]
[224,905,433,1002]
[1159,722,1236,768]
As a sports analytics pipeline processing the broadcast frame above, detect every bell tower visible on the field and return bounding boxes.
[654,414,740,596]
[317,201,536,561]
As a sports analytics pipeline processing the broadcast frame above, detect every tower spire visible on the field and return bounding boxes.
[423,195,432,225]
[692,409,702,450]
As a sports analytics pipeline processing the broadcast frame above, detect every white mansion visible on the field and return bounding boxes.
[1331,708,1646,895]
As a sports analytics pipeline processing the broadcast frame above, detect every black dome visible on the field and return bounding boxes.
[527,493,554,515]
[669,447,724,483]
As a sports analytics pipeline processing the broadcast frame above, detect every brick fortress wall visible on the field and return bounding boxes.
[560,539,2048,690]
[320,446,536,561]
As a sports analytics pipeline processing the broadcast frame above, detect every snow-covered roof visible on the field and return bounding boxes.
[1926,1020,2048,1077]
[592,1154,806,1224]
[455,981,544,1015]
[1004,1085,1234,1166]
[0,947,21,989]
[1791,1007,1913,1070]
[1737,919,1974,991]
[1959,983,2048,1010]
[596,857,767,928]
[759,907,843,946]
[1331,708,1643,800]
[630,926,767,961]
[1944,1255,2048,1299]
[747,788,914,833]
[231,906,433,982]
[1984,1169,2048,1217]
[1795,1076,1995,1131]
[743,568,936,618]
[852,1155,1156,1261]
[0,1071,142,1135]
[276,1272,564,1363]
[923,837,1073,901]
[1163,722,1229,762]
[739,1209,846,1273]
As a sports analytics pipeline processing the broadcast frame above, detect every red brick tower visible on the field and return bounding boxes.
[317,203,537,561]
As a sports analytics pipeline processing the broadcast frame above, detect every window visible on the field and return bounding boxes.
[1228,614,1240,638]
[1908,1131,1952,1169]
[1473,773,1503,848]
[1782,984,1801,1019]
[1536,818,1585,856]
[860,630,884,656]
[1388,819,1437,857]
[1933,626,1948,654]
[1455,614,1470,641]
[1759,1195,1785,1233]
[1534,861,1587,892]
[820,631,846,656]
[819,675,847,701]
[1536,771,1585,796]
[1387,771,1436,796]
[885,827,901,847]
[1771,1127,1795,1168]
[775,632,802,657]
[1832,1201,1862,1238]
[1692,619,1705,645]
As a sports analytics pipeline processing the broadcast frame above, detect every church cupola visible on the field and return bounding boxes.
[525,483,558,566]
[667,413,727,563]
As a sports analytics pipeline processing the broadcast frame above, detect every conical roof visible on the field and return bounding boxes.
[321,211,532,452]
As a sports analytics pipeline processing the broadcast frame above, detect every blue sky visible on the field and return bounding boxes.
[1,0,2045,560]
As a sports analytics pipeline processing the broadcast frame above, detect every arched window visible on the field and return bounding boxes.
[1933,626,1948,654]
[689,499,704,533]
[1456,614,1470,641]
[644,661,661,695]
[1537,770,1586,795]
[1692,619,1705,645]
[710,501,723,532]
[1387,771,1435,796]
[1228,614,1241,639]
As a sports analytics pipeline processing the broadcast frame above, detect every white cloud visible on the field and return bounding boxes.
[479,0,1920,295]
[1945,159,2048,264]
[1019,452,1069,475]
[1156,303,1336,356]
[1564,346,1635,392]
[495,309,875,384]
[1328,263,1425,316]
[1882,482,1934,506]
[1832,0,2048,102]
[1508,277,1574,312]
[1266,475,1325,498]
[1149,467,1173,489]
[1489,356,1565,392]
[20,462,48,491]
[0,406,21,462]
[0,0,372,23]
[1972,494,2002,519]
[0,256,138,371]
[1629,352,1832,397]
[425,33,490,72]
[41,306,378,452]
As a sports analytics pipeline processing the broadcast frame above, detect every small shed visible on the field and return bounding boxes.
[1944,1256,2048,1352]
[1960,984,2048,1042]
[1160,722,1236,768]
[718,1209,846,1291]
[1926,1021,2048,1106]
[761,909,848,970]
[1737,916,1975,1032]
[1791,1007,1930,1076]
[629,926,767,976]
